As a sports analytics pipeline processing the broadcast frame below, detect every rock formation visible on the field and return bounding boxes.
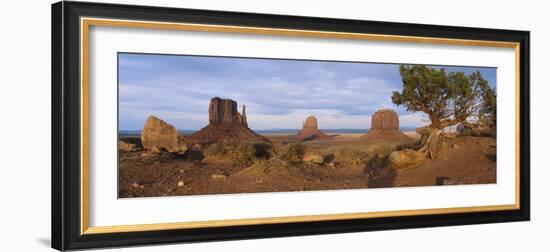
[208,97,248,127]
[362,109,411,143]
[118,140,139,152]
[189,97,268,143]
[371,109,399,130]
[296,116,330,141]
[141,115,187,153]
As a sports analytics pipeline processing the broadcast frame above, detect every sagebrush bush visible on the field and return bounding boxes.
[279,143,307,162]
[203,141,273,164]
[338,147,369,165]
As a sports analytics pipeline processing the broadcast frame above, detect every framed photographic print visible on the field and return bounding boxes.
[52,1,530,250]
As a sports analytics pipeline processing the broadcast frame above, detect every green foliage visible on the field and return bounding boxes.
[392,65,494,129]
[479,84,497,128]
[252,142,274,160]
[279,143,307,162]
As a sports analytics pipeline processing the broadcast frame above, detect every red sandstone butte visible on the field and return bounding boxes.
[189,97,268,143]
[362,109,411,143]
[296,116,330,141]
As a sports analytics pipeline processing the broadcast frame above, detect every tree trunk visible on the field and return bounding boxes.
[417,128,443,159]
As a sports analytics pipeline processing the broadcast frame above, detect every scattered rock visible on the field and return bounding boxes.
[141,115,187,154]
[131,182,139,188]
[452,144,460,149]
[140,152,156,158]
[118,140,139,152]
[150,146,162,153]
[302,151,325,164]
[177,181,185,187]
[296,116,330,141]
[211,174,228,180]
[457,123,495,137]
[388,149,428,168]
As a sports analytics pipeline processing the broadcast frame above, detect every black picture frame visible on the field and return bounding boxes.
[52,1,530,251]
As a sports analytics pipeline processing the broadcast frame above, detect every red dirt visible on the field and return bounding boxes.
[118,135,496,198]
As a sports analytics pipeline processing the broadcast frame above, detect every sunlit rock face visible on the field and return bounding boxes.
[189,97,267,143]
[141,115,187,153]
[296,116,330,141]
[362,109,411,143]
[371,109,399,131]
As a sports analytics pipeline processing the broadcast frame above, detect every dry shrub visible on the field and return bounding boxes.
[238,158,290,175]
[338,147,370,165]
[279,143,307,162]
[203,141,273,164]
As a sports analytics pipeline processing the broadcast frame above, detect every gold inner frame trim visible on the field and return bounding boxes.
[80,17,521,235]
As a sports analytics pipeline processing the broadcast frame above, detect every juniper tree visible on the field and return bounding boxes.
[391,65,495,158]
[391,65,493,129]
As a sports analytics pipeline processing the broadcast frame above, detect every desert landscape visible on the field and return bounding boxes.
[118,54,497,198]
[118,96,496,198]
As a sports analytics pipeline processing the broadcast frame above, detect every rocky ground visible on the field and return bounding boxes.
[118,133,496,198]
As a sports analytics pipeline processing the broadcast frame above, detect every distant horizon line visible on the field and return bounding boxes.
[119,127,421,132]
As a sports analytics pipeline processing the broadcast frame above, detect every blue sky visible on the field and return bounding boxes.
[118,53,496,130]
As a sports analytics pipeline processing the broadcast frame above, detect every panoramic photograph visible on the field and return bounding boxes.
[117,53,497,198]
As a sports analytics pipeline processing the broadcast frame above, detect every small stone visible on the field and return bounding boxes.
[179,169,186,174]
[452,144,460,149]
[119,140,139,152]
[131,182,139,188]
[151,146,162,153]
[177,181,184,187]
[140,152,154,158]
[211,174,228,180]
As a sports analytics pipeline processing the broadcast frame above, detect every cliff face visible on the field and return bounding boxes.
[296,116,330,141]
[190,97,267,143]
[371,109,399,131]
[208,97,248,127]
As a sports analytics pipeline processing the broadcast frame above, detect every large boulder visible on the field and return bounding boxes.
[141,115,187,153]
[362,109,411,143]
[189,97,268,143]
[388,149,427,168]
[296,116,330,141]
